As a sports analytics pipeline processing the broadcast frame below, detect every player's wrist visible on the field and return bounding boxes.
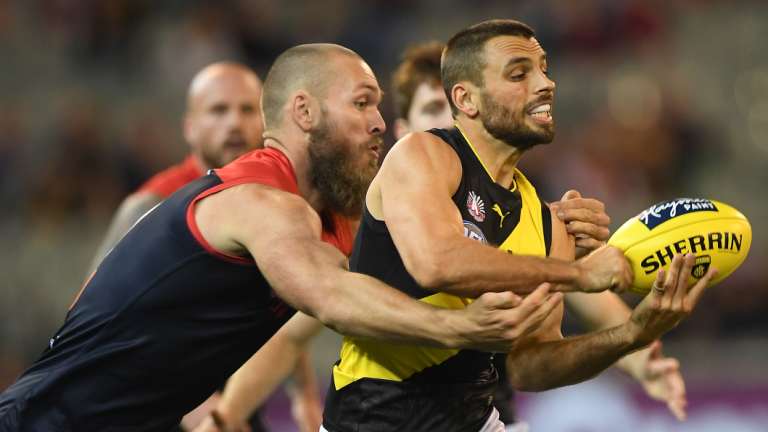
[572,261,592,292]
[435,308,467,349]
[619,318,654,351]
[210,405,245,432]
[614,348,647,380]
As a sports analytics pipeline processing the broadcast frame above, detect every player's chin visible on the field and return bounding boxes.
[528,121,555,144]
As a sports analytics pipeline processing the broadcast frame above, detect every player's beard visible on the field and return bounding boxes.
[200,133,251,169]
[308,113,379,218]
[479,90,554,152]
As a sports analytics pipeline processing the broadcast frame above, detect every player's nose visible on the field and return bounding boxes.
[369,108,386,135]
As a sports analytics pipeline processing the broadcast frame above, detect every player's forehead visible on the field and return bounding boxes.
[328,54,382,97]
[412,81,446,106]
[484,35,547,68]
[194,72,261,105]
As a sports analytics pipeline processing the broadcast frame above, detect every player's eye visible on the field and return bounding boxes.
[422,101,446,115]
[509,70,526,81]
[211,104,227,115]
[354,99,368,109]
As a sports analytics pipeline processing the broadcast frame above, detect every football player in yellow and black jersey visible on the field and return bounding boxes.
[320,20,718,432]
[387,41,692,429]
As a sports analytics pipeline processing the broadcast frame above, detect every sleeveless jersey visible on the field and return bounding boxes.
[137,154,204,198]
[0,148,353,432]
[322,126,551,432]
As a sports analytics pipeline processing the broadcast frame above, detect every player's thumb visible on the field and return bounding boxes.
[561,189,582,201]
[479,291,522,309]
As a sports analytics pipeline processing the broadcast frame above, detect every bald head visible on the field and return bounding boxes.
[183,62,265,169]
[186,62,262,112]
[261,44,361,130]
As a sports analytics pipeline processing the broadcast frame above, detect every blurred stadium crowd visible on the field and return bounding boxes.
[0,0,766,430]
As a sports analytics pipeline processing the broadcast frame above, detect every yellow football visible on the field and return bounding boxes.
[608,198,751,294]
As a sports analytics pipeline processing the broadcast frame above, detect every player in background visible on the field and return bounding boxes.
[389,41,688,430]
[87,62,264,274]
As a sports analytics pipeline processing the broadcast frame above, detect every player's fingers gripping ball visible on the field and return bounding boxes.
[608,198,751,294]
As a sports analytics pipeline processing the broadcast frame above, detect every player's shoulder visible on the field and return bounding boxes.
[226,182,321,227]
[383,130,461,173]
[216,147,298,193]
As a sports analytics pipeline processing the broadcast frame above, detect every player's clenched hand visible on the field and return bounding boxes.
[574,245,633,293]
[457,283,562,352]
[627,253,717,346]
[550,190,611,259]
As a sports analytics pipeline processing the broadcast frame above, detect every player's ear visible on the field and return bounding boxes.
[291,90,315,132]
[393,118,411,141]
[182,112,198,151]
[451,82,479,118]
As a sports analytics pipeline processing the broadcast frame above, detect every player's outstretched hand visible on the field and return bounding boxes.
[458,283,562,352]
[551,190,611,258]
[627,253,718,346]
[638,340,688,421]
[574,245,633,293]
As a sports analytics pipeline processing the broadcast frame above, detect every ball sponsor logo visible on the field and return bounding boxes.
[640,231,743,275]
[637,198,718,229]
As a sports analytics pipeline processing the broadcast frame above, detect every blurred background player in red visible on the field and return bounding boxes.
[88,62,265,273]
[389,40,687,431]
[87,61,322,432]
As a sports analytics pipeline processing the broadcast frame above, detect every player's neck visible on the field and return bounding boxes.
[455,118,522,189]
[263,136,325,213]
[191,153,213,173]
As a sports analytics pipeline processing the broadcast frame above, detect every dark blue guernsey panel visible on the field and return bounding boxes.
[0,173,294,432]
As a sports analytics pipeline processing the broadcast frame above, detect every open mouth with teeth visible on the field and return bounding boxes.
[527,103,552,123]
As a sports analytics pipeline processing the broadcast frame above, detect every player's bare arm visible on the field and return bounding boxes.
[550,189,611,258]
[192,312,324,432]
[87,192,163,274]
[546,191,689,420]
[565,290,688,420]
[194,182,543,351]
[506,210,718,391]
[371,131,631,296]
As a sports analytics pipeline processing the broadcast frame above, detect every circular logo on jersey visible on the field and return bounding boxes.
[467,190,486,222]
[463,221,487,244]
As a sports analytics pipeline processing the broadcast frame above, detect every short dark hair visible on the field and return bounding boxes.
[391,41,444,119]
[442,19,535,115]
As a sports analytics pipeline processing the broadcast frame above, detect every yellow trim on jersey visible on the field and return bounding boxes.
[332,169,547,391]
[497,169,547,256]
[333,292,469,388]
[455,123,518,192]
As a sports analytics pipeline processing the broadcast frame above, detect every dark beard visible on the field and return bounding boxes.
[480,91,554,152]
[308,118,377,218]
